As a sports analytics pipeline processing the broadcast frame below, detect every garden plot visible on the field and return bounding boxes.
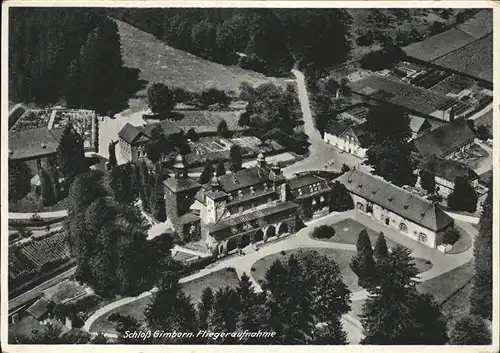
[51,109,97,150]
[10,109,52,131]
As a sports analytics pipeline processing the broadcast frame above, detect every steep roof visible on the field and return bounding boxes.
[289,174,325,190]
[336,170,453,232]
[410,116,431,134]
[413,121,475,158]
[118,123,143,144]
[163,176,201,193]
[430,157,478,182]
[26,297,52,320]
[218,167,270,193]
[8,127,63,160]
[141,120,182,137]
[324,120,352,136]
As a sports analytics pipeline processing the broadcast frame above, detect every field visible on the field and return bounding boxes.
[89,268,240,334]
[431,34,493,83]
[116,19,284,113]
[171,110,243,133]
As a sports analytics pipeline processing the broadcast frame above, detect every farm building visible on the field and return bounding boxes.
[323,121,368,159]
[349,74,478,122]
[412,121,476,160]
[336,169,454,249]
[417,157,479,197]
[403,10,493,83]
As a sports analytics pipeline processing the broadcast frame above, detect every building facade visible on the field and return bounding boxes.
[323,122,368,159]
[336,170,454,248]
[288,174,332,219]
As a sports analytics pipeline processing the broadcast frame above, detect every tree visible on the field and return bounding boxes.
[374,232,389,260]
[216,161,226,176]
[217,120,231,138]
[40,169,56,206]
[311,225,335,239]
[470,184,492,320]
[350,229,376,288]
[475,125,492,141]
[115,315,144,344]
[236,273,263,335]
[361,105,415,186]
[207,287,241,343]
[419,168,436,194]
[229,144,242,172]
[197,288,214,331]
[150,182,167,222]
[109,163,137,204]
[262,251,351,344]
[199,88,230,109]
[329,181,354,212]
[57,123,87,184]
[359,45,406,71]
[341,163,350,174]
[145,126,168,164]
[8,160,32,201]
[145,274,198,343]
[429,21,445,35]
[186,128,199,142]
[361,246,448,344]
[108,140,118,167]
[442,228,460,245]
[147,82,175,116]
[447,177,478,212]
[199,162,214,184]
[449,315,491,345]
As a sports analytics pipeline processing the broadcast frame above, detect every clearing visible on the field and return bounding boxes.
[115,19,285,112]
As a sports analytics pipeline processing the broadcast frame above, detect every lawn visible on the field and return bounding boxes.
[115,19,284,110]
[89,267,240,334]
[9,192,71,213]
[418,261,475,305]
[313,218,402,250]
[251,247,361,292]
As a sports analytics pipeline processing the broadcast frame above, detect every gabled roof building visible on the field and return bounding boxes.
[336,169,454,248]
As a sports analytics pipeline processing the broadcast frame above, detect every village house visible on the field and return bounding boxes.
[417,157,479,197]
[409,115,432,139]
[118,121,182,162]
[412,120,476,160]
[336,169,454,248]
[323,121,368,159]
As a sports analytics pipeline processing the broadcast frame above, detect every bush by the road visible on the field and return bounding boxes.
[312,225,336,239]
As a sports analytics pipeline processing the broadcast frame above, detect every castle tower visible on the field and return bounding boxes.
[257,152,266,169]
[205,172,228,224]
[269,161,287,202]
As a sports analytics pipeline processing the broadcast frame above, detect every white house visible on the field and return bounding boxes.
[323,121,368,159]
[336,169,454,248]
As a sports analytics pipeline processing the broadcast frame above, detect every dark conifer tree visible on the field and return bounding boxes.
[374,232,389,261]
[40,168,56,206]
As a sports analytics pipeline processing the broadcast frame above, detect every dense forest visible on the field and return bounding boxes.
[9,8,137,113]
[109,8,353,76]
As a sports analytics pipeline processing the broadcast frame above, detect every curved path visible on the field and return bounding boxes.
[82,209,475,337]
[8,210,68,220]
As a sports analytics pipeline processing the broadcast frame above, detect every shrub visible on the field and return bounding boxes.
[251,267,256,272]
[281,250,286,256]
[312,225,336,239]
[443,228,460,245]
[108,313,121,322]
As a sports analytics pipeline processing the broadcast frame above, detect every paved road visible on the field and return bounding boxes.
[9,210,68,220]
[283,70,371,178]
[467,105,493,122]
[82,209,475,342]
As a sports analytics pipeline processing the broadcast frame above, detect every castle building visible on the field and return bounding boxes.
[336,169,454,248]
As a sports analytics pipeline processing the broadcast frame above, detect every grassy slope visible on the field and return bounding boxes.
[115,18,286,113]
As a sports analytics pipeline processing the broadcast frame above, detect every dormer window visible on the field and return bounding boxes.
[372,190,377,195]
[404,205,409,209]
[388,197,393,202]
[238,190,243,198]
[420,212,425,217]
[264,184,268,191]
[348,179,352,183]
[250,186,255,195]
[358,184,363,189]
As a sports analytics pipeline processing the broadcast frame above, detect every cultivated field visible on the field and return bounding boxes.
[116,19,285,101]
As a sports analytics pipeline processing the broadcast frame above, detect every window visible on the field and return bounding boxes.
[238,206,243,213]
[399,223,408,233]
[418,233,427,243]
